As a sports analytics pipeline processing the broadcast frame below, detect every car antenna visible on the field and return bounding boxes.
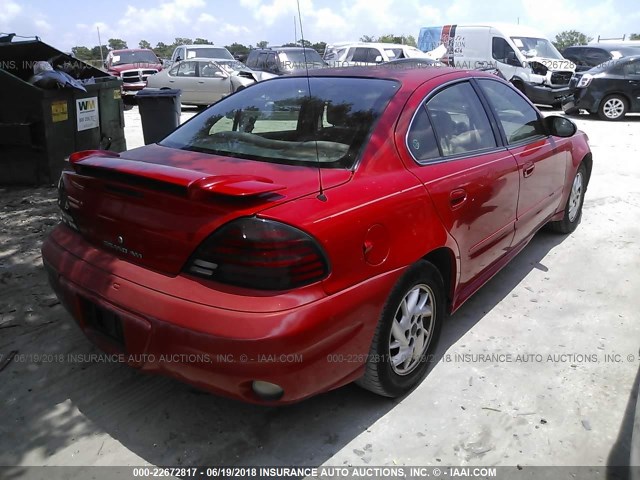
[297,0,327,202]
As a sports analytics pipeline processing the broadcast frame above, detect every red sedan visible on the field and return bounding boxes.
[42,67,592,404]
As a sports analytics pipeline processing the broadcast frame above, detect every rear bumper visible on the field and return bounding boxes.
[562,89,602,114]
[522,83,571,106]
[42,225,401,404]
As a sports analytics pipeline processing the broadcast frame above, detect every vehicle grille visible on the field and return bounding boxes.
[550,71,573,86]
[121,69,158,84]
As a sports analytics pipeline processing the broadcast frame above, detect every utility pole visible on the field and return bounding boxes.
[294,16,297,45]
[97,26,105,66]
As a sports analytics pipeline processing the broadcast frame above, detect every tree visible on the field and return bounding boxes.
[174,37,193,46]
[376,34,416,46]
[359,35,375,43]
[256,40,269,48]
[71,46,92,60]
[139,40,152,49]
[552,30,593,51]
[297,39,312,48]
[630,33,640,40]
[91,45,108,59]
[108,38,128,50]
[194,38,213,45]
[225,42,250,56]
[312,41,327,54]
[154,42,173,58]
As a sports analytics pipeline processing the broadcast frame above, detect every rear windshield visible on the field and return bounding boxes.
[278,50,327,70]
[186,47,234,60]
[161,77,399,168]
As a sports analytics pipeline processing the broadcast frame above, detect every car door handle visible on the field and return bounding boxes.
[523,162,535,177]
[198,80,205,84]
[449,188,467,209]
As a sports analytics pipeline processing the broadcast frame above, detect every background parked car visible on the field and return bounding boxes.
[146,58,275,106]
[563,43,640,72]
[104,48,163,96]
[562,54,640,120]
[245,47,327,75]
[170,45,235,65]
[323,42,437,66]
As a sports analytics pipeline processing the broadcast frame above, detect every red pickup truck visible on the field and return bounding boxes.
[104,48,163,96]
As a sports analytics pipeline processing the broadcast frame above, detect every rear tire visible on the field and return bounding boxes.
[356,260,445,397]
[548,163,587,234]
[598,94,627,121]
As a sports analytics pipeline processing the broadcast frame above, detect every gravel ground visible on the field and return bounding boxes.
[0,107,638,476]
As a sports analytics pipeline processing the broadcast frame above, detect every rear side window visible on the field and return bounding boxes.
[425,82,497,157]
[624,60,640,76]
[407,107,439,162]
[477,79,546,144]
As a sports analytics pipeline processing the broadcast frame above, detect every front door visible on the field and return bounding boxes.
[476,78,567,246]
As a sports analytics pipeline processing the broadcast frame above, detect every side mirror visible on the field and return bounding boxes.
[175,56,182,63]
[545,115,577,137]
[375,55,383,63]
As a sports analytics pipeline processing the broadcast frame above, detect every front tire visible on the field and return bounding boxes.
[356,261,445,397]
[598,94,627,121]
[549,163,587,234]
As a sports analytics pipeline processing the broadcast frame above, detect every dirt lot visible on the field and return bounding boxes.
[0,107,639,475]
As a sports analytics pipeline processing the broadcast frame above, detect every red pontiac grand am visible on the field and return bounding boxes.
[42,67,592,404]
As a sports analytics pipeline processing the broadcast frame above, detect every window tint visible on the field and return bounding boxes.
[161,77,399,168]
[351,48,370,62]
[624,60,640,76]
[246,52,258,68]
[425,82,497,156]
[176,61,197,77]
[367,48,382,63]
[587,48,611,65]
[478,79,546,144]
[407,107,440,162]
[492,37,517,64]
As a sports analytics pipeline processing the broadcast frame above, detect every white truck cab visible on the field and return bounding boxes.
[417,24,575,106]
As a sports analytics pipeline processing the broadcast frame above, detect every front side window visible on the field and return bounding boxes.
[492,37,518,64]
[161,77,399,168]
[478,79,546,144]
[425,82,497,156]
[199,62,224,78]
[176,61,198,77]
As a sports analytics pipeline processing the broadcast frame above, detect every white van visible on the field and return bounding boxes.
[417,24,575,106]
[323,42,437,67]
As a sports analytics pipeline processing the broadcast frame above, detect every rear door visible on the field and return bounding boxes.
[399,79,520,293]
[476,78,567,246]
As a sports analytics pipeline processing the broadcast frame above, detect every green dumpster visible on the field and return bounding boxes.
[0,38,127,184]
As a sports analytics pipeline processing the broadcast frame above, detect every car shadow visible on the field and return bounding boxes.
[606,363,639,479]
[0,186,570,470]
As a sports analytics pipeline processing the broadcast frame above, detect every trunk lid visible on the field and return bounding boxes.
[62,145,350,275]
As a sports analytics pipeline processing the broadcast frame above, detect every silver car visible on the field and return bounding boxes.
[145,58,275,106]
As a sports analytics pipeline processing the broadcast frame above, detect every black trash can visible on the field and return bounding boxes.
[135,89,181,145]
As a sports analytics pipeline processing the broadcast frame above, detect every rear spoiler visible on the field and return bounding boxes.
[69,150,286,199]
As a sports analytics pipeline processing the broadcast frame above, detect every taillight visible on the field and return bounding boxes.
[185,218,329,290]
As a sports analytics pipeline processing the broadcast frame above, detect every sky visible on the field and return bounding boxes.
[1,0,639,51]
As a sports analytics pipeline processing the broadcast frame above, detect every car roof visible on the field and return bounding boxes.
[111,48,154,54]
[287,65,488,90]
[567,43,640,52]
